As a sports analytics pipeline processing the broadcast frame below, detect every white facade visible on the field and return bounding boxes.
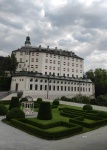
[10,72,94,100]
[13,37,84,78]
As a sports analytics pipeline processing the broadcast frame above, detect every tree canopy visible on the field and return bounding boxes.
[0,54,18,74]
[85,68,107,97]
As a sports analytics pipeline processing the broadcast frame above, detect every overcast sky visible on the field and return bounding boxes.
[0,0,107,72]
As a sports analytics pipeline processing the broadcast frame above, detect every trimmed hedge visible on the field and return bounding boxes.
[37,98,42,102]
[9,97,20,110]
[0,100,11,105]
[0,104,8,115]
[83,104,93,111]
[10,119,83,139]
[20,97,28,103]
[52,99,60,106]
[97,111,107,118]
[37,102,52,120]
[6,108,25,121]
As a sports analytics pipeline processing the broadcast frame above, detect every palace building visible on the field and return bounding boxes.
[10,36,94,99]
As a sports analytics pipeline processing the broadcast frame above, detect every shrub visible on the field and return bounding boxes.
[52,99,60,106]
[17,91,23,99]
[0,104,8,115]
[20,97,28,103]
[37,102,52,120]
[83,104,93,111]
[37,98,42,102]
[6,108,25,121]
[97,111,107,118]
[97,95,107,106]
[9,97,20,110]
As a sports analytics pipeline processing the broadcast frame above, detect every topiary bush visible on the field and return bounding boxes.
[52,99,60,106]
[20,97,28,103]
[97,111,107,118]
[9,97,20,110]
[0,104,8,115]
[37,98,42,102]
[37,101,52,120]
[6,108,25,121]
[83,104,93,111]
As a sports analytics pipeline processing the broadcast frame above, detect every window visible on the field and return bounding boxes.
[61,81,63,84]
[45,72,47,75]
[35,65,38,68]
[45,66,47,69]
[78,87,79,91]
[58,61,60,64]
[57,86,59,91]
[50,60,52,63]
[72,63,74,66]
[72,69,74,72]
[71,87,73,91]
[20,58,22,62]
[35,85,38,90]
[40,85,42,90]
[72,58,74,61]
[65,86,66,91]
[67,74,69,77]
[89,88,90,92]
[63,68,66,71]
[30,84,32,90]
[58,67,60,71]
[45,85,47,90]
[31,65,34,68]
[53,72,55,76]
[49,66,52,70]
[83,87,85,91]
[64,56,66,60]
[20,52,23,55]
[76,64,78,67]
[76,75,78,78]
[36,58,38,62]
[54,55,56,58]
[53,86,55,91]
[68,57,69,60]
[67,62,69,66]
[50,54,52,58]
[76,70,78,73]
[53,67,55,70]
[63,62,66,65]
[57,73,59,76]
[76,59,78,62]
[74,87,76,91]
[57,81,59,83]
[49,85,51,90]
[36,53,39,56]
[40,79,43,82]
[32,52,34,56]
[68,86,70,91]
[61,86,63,91]
[30,79,33,82]
[80,65,82,68]
[80,70,82,73]
[58,56,60,59]
[26,60,28,62]
[31,58,34,62]
[67,68,69,72]
[45,80,47,83]
[19,64,21,68]
[45,59,48,63]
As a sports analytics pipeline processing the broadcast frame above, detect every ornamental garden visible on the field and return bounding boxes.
[1,92,107,140]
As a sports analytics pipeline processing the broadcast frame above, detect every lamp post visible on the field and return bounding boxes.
[47,75,49,99]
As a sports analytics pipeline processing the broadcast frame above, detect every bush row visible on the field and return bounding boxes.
[11,119,83,139]
[69,118,107,128]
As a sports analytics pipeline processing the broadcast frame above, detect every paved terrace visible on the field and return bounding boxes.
[0,101,107,150]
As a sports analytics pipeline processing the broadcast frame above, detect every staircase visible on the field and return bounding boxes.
[0,91,12,99]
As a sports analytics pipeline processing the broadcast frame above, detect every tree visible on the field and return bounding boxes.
[85,68,107,97]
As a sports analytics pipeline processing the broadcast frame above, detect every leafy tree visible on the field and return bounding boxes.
[85,68,107,97]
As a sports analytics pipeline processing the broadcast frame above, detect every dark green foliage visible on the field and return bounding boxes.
[0,100,11,105]
[0,104,8,115]
[10,119,83,140]
[20,97,28,103]
[83,104,93,111]
[97,111,107,118]
[17,91,23,99]
[37,102,52,120]
[53,99,60,106]
[6,108,25,121]
[37,98,42,102]
[97,95,107,106]
[9,97,20,110]
[0,77,11,91]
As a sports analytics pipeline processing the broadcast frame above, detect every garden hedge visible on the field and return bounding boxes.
[9,97,20,110]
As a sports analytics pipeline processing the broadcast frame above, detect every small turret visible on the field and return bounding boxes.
[25,35,31,47]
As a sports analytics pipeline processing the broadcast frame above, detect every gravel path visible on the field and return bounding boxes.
[0,101,107,150]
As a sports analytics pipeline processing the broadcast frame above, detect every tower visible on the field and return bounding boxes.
[25,35,31,47]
